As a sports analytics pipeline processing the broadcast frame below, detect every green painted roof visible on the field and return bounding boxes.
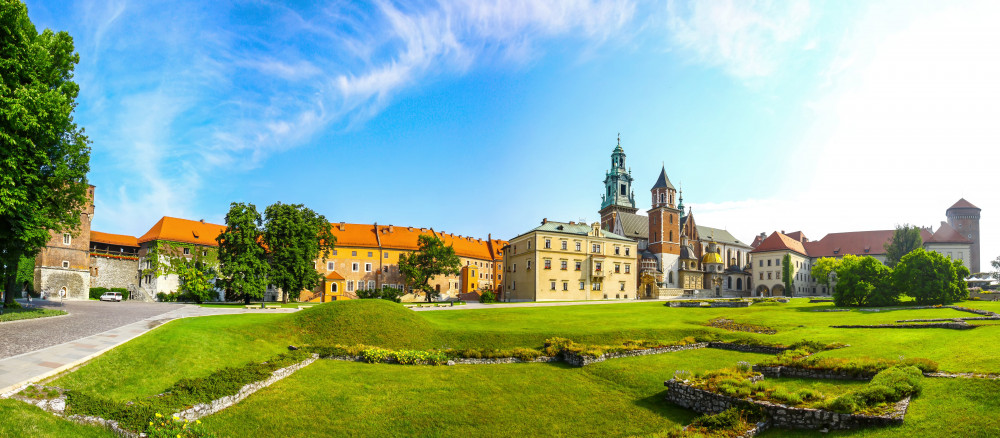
[696,225,750,248]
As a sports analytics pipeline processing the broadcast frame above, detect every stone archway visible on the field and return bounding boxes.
[756,285,769,297]
[772,284,785,297]
[640,273,657,299]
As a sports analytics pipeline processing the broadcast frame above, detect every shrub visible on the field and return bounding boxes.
[825,366,923,413]
[833,255,898,307]
[479,290,497,303]
[356,286,406,303]
[894,248,969,304]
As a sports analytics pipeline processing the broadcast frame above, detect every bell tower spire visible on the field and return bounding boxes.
[599,135,638,231]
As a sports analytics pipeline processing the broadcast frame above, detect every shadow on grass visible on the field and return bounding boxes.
[633,389,697,425]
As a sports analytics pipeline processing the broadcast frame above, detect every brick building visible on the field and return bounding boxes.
[33,185,95,300]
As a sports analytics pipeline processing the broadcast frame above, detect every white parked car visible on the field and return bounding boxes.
[100,292,123,302]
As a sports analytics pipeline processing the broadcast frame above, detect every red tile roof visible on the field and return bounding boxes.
[325,271,345,280]
[334,223,507,261]
[802,229,934,258]
[925,222,971,244]
[90,231,139,247]
[785,231,807,242]
[948,198,980,210]
[750,232,808,256]
[138,217,227,246]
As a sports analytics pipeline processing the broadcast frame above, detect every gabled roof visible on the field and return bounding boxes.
[925,221,972,244]
[751,233,766,249]
[651,166,675,190]
[616,211,649,240]
[785,231,807,242]
[325,271,345,280]
[948,198,980,210]
[802,229,934,258]
[750,231,808,256]
[335,223,505,261]
[138,217,227,247]
[90,231,139,248]
[695,225,751,249]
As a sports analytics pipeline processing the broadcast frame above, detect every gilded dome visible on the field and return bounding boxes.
[701,250,723,265]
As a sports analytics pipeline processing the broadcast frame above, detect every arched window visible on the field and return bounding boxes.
[668,271,674,284]
[727,277,732,289]
[736,278,742,290]
[331,283,338,293]
[669,231,673,241]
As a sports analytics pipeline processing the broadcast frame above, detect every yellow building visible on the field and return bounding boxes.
[503,220,637,301]
[302,222,506,302]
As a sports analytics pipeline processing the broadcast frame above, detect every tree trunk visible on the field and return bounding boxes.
[3,250,22,307]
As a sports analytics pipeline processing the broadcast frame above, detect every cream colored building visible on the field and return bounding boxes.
[503,220,637,302]
[749,231,812,297]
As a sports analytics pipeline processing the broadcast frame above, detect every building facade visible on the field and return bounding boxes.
[137,217,227,301]
[503,220,637,301]
[88,231,140,290]
[33,185,95,300]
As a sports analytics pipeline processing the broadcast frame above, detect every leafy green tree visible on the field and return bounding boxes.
[781,254,794,297]
[811,257,841,288]
[479,290,497,303]
[217,202,269,304]
[884,224,923,267]
[833,255,898,307]
[16,255,35,296]
[398,235,460,302]
[991,255,1000,283]
[356,286,406,303]
[176,259,216,304]
[893,248,969,305]
[262,203,334,304]
[1,1,90,306]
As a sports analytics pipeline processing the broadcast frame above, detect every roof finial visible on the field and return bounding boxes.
[617,132,620,146]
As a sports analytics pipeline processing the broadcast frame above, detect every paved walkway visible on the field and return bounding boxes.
[0,301,299,396]
[409,299,665,311]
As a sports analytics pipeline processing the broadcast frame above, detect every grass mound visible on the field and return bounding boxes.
[294,299,438,349]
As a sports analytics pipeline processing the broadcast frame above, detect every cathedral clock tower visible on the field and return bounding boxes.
[599,135,637,231]
[648,165,681,287]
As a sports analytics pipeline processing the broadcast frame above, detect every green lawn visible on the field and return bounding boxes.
[0,399,112,437]
[199,302,305,308]
[0,306,67,322]
[32,298,1000,437]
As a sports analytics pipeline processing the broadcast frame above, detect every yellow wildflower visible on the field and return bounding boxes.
[196,420,201,424]
[173,415,180,420]
[155,413,162,418]
[149,422,154,426]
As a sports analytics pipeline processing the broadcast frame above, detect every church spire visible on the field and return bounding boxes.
[678,184,685,217]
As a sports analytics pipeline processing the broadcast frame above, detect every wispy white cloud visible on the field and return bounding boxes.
[664,0,812,78]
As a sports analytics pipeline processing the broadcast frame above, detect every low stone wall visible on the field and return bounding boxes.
[172,354,318,421]
[809,299,834,303]
[711,301,752,308]
[969,292,1000,301]
[832,323,975,330]
[812,309,851,312]
[670,301,707,307]
[708,342,788,355]
[664,379,909,430]
[448,356,559,365]
[562,343,709,367]
[752,365,875,381]
[947,306,998,316]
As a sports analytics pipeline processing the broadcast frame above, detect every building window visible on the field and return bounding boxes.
[527,260,532,270]
[544,239,551,249]
[595,262,602,272]
[776,258,781,266]
[625,264,631,274]
[383,266,389,273]
[625,247,630,256]
[331,250,338,256]
[767,273,772,280]
[767,259,771,267]
[365,263,372,272]
[513,264,517,272]
[63,234,71,245]
[669,214,673,224]
[592,244,600,253]
[331,283,338,293]
[560,261,568,270]
[352,263,359,272]
[368,252,373,257]
[351,251,357,256]
[592,282,601,291]
[579,281,585,290]
[544,260,551,269]
[575,261,582,271]
[183,247,190,255]
[669,231,673,241]
[759,260,763,267]
[327,261,335,271]
[575,242,581,251]
[959,252,964,260]
[347,280,354,292]
[368,280,374,289]
[561,241,567,250]
[614,264,620,273]
[615,246,620,255]
[562,282,569,291]
[527,240,531,249]
[62,260,69,268]
[550,281,556,290]
[620,282,626,291]
[512,281,516,290]
[384,252,389,258]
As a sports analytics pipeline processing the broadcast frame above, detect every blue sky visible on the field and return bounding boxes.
[23,0,1000,268]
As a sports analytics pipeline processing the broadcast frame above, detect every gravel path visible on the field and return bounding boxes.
[0,299,181,359]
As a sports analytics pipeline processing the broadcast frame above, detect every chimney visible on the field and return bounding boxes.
[780,230,785,234]
[388,225,393,233]
[338,222,346,231]
[569,221,575,225]
[199,219,205,223]
[542,218,548,225]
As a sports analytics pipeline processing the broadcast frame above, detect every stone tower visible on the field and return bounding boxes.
[648,166,681,286]
[946,198,981,272]
[34,185,95,300]
[599,135,637,232]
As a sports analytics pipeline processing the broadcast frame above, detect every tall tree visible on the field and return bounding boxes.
[398,235,460,302]
[1,1,90,306]
[884,224,923,267]
[781,254,794,297]
[176,259,216,304]
[217,202,268,304]
[262,203,334,304]
[893,248,969,305]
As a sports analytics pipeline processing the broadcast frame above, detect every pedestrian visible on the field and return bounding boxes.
[23,282,31,303]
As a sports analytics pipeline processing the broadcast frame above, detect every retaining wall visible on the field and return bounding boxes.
[832,323,975,330]
[664,379,909,430]
[707,342,788,355]
[562,343,709,367]
[752,365,875,381]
